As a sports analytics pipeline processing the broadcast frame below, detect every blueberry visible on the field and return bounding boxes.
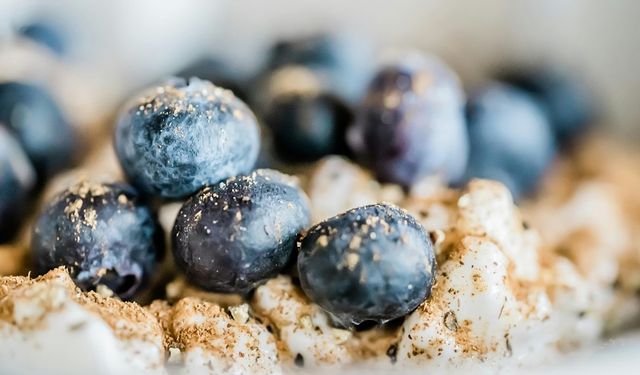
[263,66,353,162]
[497,67,595,144]
[266,34,374,102]
[268,34,338,69]
[0,127,36,243]
[31,181,163,299]
[172,169,310,294]
[19,21,67,56]
[176,57,248,101]
[297,203,435,326]
[0,82,76,180]
[350,53,469,187]
[464,83,556,200]
[114,77,260,199]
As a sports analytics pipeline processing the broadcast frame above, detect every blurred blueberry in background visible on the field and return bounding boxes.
[18,20,67,56]
[464,82,556,200]
[0,127,36,243]
[350,53,469,187]
[0,82,76,182]
[264,33,375,103]
[497,67,595,145]
[262,66,353,163]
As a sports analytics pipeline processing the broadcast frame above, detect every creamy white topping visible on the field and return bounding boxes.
[3,147,640,374]
[0,269,166,375]
[167,299,281,375]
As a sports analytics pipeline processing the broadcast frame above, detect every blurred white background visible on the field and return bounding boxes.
[1,0,638,136]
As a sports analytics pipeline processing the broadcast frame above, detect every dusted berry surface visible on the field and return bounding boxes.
[464,83,556,199]
[0,127,36,243]
[31,181,163,299]
[114,77,260,199]
[172,169,310,294]
[0,82,76,180]
[263,66,352,162]
[350,53,469,187]
[297,203,435,326]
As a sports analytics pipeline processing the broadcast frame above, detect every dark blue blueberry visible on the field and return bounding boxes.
[172,169,310,293]
[176,57,247,101]
[268,34,338,69]
[464,82,556,200]
[297,203,435,326]
[31,181,163,299]
[265,34,374,102]
[19,21,67,56]
[497,67,595,144]
[263,67,353,162]
[350,54,469,187]
[0,127,36,243]
[114,77,260,199]
[0,82,76,180]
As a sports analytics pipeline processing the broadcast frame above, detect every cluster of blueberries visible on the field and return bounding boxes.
[3,32,594,326]
[29,75,436,325]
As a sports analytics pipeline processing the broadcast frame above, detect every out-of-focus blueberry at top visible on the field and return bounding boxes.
[366,52,465,107]
[263,33,376,103]
[464,82,556,200]
[0,81,76,181]
[18,20,67,56]
[496,67,596,145]
[0,126,36,243]
[261,65,354,163]
[351,52,469,187]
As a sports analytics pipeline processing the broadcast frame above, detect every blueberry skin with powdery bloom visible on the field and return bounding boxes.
[0,82,75,180]
[0,127,36,242]
[498,68,595,145]
[297,203,435,327]
[115,78,260,199]
[464,83,556,200]
[31,182,163,299]
[172,169,311,294]
[350,53,469,187]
